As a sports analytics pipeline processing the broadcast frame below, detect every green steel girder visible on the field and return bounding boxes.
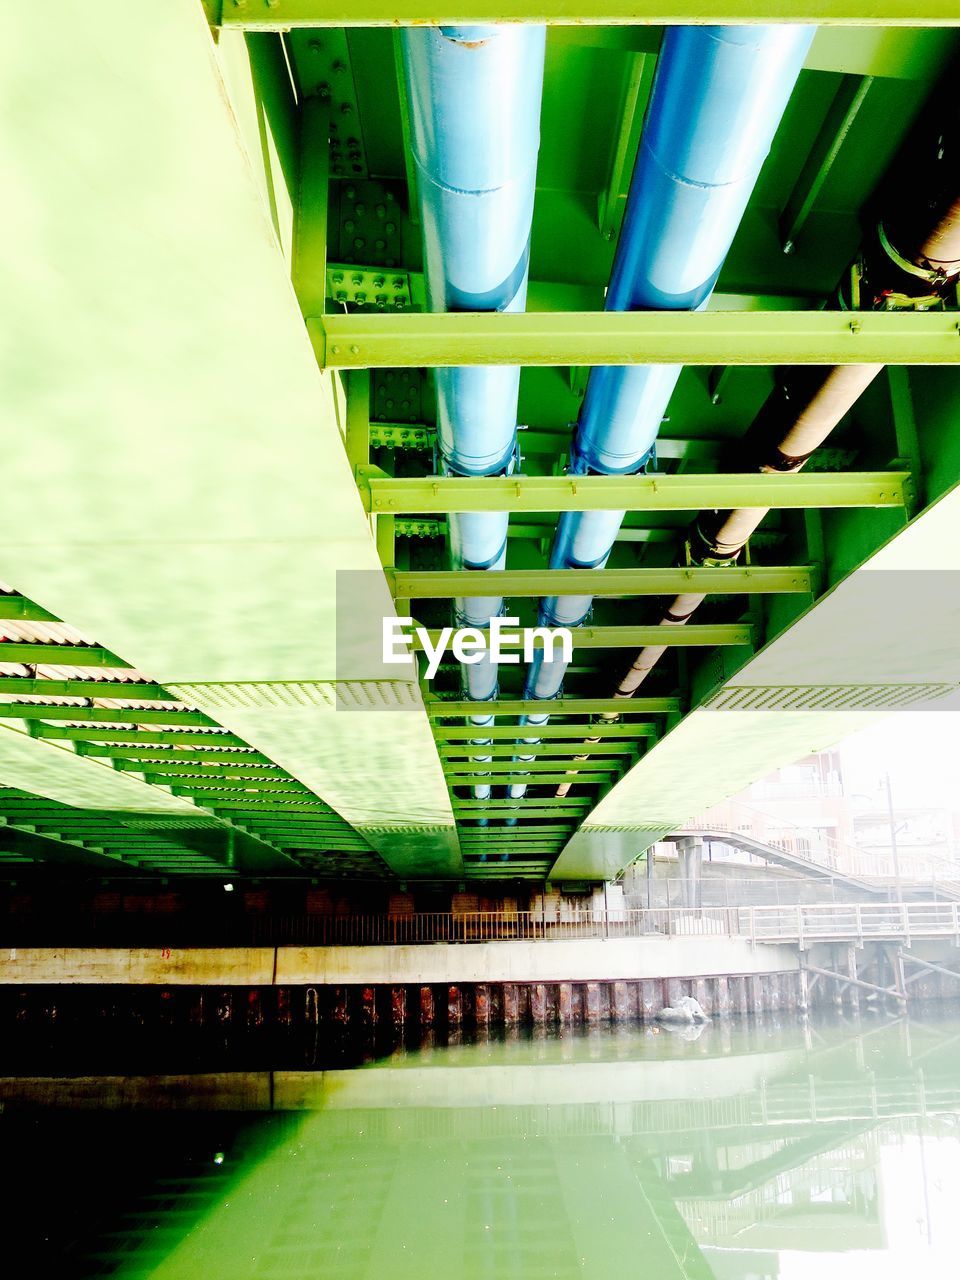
[361,470,910,514]
[443,759,618,774]
[451,774,609,787]
[779,73,875,253]
[114,760,283,778]
[0,642,131,668]
[80,744,268,764]
[440,743,638,757]
[197,799,336,813]
[34,725,246,747]
[428,697,680,717]
[455,798,589,811]
[0,705,216,727]
[392,566,813,598]
[313,312,960,369]
[163,778,309,795]
[0,596,59,621]
[436,723,653,740]
[0,678,172,700]
[418,623,753,648]
[457,824,574,836]
[217,2,960,29]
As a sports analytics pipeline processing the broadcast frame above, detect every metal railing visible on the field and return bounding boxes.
[2,901,958,947]
[677,797,960,887]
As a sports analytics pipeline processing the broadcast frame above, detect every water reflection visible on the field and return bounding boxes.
[3,1012,960,1278]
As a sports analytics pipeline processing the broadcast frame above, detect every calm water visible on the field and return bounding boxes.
[3,1012,960,1278]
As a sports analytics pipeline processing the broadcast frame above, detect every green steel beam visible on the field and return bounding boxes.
[80,744,268,764]
[428,697,680,717]
[459,830,568,838]
[34,725,246,746]
[454,799,589,812]
[436,723,654,740]
[219,3,960,29]
[418,623,753,648]
[443,759,618,774]
[450,774,608,787]
[361,470,910,514]
[114,760,283,777]
[0,596,58,621]
[779,73,875,253]
[392,566,813,597]
[0,642,131,668]
[198,799,336,813]
[440,743,638,757]
[312,312,960,369]
[168,782,309,797]
[0,705,215,726]
[598,52,655,243]
[0,678,172,699]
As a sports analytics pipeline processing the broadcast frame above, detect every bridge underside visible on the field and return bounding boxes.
[1,3,958,884]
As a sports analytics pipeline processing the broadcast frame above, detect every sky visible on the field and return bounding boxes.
[838,711,960,810]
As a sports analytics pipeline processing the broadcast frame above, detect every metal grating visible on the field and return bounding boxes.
[706,683,959,712]
[168,681,338,710]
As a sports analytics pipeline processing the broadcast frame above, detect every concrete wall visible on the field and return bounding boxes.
[0,937,797,986]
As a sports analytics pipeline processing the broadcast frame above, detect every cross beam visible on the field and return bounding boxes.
[314,312,960,369]
[359,470,911,514]
[391,566,813,597]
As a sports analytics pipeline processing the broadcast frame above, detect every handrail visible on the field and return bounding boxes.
[3,901,959,947]
[675,796,960,884]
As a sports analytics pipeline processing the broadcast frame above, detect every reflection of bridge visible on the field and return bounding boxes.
[5,1018,959,1278]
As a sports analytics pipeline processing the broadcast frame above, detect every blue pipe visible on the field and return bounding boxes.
[402,25,546,805]
[511,23,814,799]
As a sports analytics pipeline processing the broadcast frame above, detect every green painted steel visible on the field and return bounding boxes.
[360,470,910,514]
[0,643,130,668]
[0,597,59,621]
[443,759,618,774]
[435,723,654,740]
[428,697,680,717]
[3,6,959,882]
[440,743,638,757]
[81,744,270,764]
[114,760,283,777]
[218,2,960,29]
[392,567,812,597]
[35,726,247,747]
[417,624,753,648]
[0,706,216,727]
[314,312,960,368]
[0,679,172,700]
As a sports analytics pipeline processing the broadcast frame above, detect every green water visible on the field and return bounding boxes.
[4,1013,960,1278]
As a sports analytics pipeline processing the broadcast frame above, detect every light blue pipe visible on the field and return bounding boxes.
[402,25,546,806]
[510,23,814,799]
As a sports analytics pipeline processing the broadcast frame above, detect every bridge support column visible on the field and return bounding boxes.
[846,945,861,1011]
[474,983,490,1028]
[676,836,704,909]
